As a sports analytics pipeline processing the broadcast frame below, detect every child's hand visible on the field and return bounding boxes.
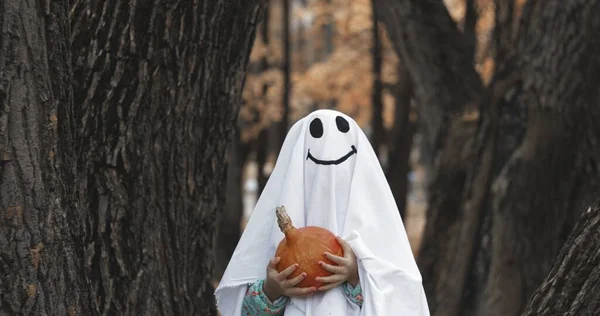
[315,236,359,291]
[263,257,317,301]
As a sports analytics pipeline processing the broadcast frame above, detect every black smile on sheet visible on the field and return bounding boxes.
[306,145,357,165]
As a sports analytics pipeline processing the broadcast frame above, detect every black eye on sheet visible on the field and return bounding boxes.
[336,116,350,133]
[310,118,324,138]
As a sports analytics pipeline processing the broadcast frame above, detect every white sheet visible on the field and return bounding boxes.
[215,109,429,316]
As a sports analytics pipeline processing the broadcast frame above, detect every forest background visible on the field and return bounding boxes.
[1,0,599,315]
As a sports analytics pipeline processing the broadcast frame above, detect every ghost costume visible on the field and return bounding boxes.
[215,110,429,316]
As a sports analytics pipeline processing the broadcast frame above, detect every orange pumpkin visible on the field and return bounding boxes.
[274,206,344,288]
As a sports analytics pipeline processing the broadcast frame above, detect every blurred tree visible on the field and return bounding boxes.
[370,0,385,158]
[324,0,334,58]
[463,0,478,63]
[215,121,251,281]
[281,0,291,148]
[216,0,277,281]
[385,68,414,220]
[256,2,272,195]
[70,1,264,315]
[0,1,90,314]
[378,0,600,316]
[521,198,600,315]
[469,1,600,314]
[373,2,483,313]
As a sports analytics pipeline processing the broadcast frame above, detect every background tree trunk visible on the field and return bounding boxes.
[256,128,269,196]
[0,1,90,314]
[378,1,600,316]
[475,1,600,314]
[70,1,263,315]
[374,0,483,164]
[521,198,600,316]
[215,124,250,281]
[281,0,291,147]
[370,0,384,158]
[385,68,413,220]
[374,1,483,311]
[463,0,477,64]
[255,2,271,196]
[493,0,516,66]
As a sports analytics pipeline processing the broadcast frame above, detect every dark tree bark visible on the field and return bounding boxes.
[522,198,600,316]
[463,0,478,63]
[215,124,250,281]
[0,1,90,314]
[254,2,271,196]
[379,1,600,316]
[374,3,484,283]
[370,1,384,158]
[281,0,291,148]
[215,0,270,278]
[324,0,334,58]
[374,1,483,310]
[494,0,516,66]
[70,1,263,315]
[416,115,477,313]
[256,128,269,196]
[374,0,483,160]
[385,68,414,220]
[296,0,308,71]
[414,1,531,313]
[321,0,336,110]
[475,1,600,314]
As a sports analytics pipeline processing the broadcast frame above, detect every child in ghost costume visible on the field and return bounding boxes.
[215,110,430,316]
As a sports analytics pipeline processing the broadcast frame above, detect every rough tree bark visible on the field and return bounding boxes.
[0,1,90,314]
[521,198,600,316]
[463,0,477,63]
[70,1,263,315]
[379,1,600,316]
[281,0,291,148]
[374,0,483,161]
[475,1,600,314]
[255,2,272,196]
[374,0,483,309]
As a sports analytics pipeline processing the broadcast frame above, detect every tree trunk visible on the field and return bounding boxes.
[374,0,483,162]
[296,0,308,71]
[374,1,483,311]
[0,1,91,314]
[416,115,477,313]
[385,68,413,220]
[281,0,291,148]
[476,1,600,314]
[215,124,250,281]
[380,1,600,316]
[70,1,263,315]
[255,2,271,196]
[521,198,600,316]
[324,0,334,58]
[370,0,384,158]
[494,0,516,66]
[414,0,532,312]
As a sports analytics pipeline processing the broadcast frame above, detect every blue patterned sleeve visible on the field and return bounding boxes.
[241,279,289,316]
[342,281,364,308]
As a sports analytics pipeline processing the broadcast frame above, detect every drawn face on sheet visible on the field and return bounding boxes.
[303,111,358,233]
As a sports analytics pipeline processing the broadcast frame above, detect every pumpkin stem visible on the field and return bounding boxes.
[276,206,295,234]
